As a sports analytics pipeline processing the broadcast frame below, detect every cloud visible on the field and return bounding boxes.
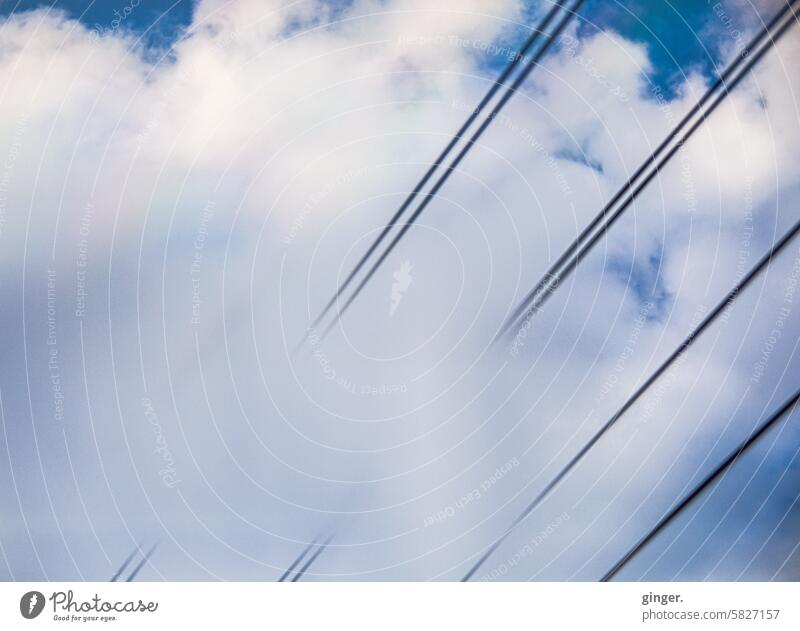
[0,0,798,580]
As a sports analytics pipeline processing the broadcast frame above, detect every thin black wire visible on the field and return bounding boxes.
[109,543,142,582]
[498,0,799,342]
[125,543,158,582]
[305,0,570,339]
[277,534,321,582]
[290,533,334,582]
[317,0,586,342]
[462,216,800,581]
[496,0,798,342]
[602,386,800,582]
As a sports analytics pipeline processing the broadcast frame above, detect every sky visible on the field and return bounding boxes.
[1,0,194,47]
[0,0,798,581]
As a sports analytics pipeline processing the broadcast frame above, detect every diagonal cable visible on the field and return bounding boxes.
[277,534,321,582]
[290,533,335,582]
[306,0,570,337]
[602,386,800,581]
[462,215,800,580]
[109,543,142,582]
[498,0,799,342]
[317,0,586,341]
[125,543,159,582]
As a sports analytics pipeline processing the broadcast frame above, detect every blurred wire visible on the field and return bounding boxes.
[109,543,142,582]
[310,0,586,343]
[125,543,159,582]
[497,0,799,343]
[602,386,800,581]
[291,534,335,582]
[278,534,321,582]
[462,216,800,580]
[303,0,570,344]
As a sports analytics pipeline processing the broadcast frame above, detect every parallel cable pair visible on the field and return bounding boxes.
[109,534,333,581]
[109,541,159,582]
[301,0,585,345]
[277,533,335,582]
[463,214,800,580]
[496,0,799,343]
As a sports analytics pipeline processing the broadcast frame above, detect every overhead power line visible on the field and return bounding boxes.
[311,0,586,342]
[278,535,321,582]
[291,533,335,582]
[497,0,799,342]
[602,386,800,581]
[125,543,159,582]
[462,215,800,581]
[306,0,570,337]
[109,543,143,582]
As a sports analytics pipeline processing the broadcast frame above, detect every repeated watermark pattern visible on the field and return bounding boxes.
[423,457,520,528]
[559,34,630,103]
[750,246,800,384]
[450,99,574,199]
[306,327,407,396]
[509,273,560,357]
[74,201,94,319]
[88,0,145,41]
[636,304,710,428]
[190,200,216,327]
[0,114,27,240]
[46,270,66,424]
[283,166,372,245]
[595,301,654,405]
[482,512,571,580]
[141,397,180,488]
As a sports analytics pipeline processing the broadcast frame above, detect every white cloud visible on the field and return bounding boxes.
[0,0,798,581]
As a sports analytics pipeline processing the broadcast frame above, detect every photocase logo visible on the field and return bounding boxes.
[20,591,45,619]
[390,260,413,316]
[15,589,159,622]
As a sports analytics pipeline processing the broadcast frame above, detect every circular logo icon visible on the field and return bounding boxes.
[20,591,45,619]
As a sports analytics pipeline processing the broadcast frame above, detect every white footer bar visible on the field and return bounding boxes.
[1,582,796,630]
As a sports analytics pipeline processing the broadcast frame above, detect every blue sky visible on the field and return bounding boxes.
[1,0,194,46]
[2,0,748,90]
[0,0,798,582]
